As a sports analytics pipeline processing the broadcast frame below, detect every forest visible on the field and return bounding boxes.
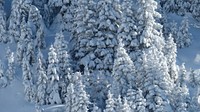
[0,0,200,112]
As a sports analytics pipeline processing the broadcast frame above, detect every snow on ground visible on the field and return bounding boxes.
[0,79,35,112]
[168,13,200,69]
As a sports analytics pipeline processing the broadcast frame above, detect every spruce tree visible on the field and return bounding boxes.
[46,45,60,104]
[164,34,178,83]
[111,39,136,97]
[176,17,192,48]
[0,0,6,43]
[5,48,15,84]
[104,90,116,112]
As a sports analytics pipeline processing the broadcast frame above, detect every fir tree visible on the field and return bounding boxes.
[0,0,7,43]
[104,90,116,112]
[0,60,6,88]
[22,57,35,103]
[46,45,60,104]
[176,17,192,48]
[111,39,136,97]
[5,48,15,84]
[164,34,178,83]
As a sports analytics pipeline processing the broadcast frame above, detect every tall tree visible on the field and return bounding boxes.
[111,39,136,97]
[5,48,15,84]
[164,34,178,83]
[46,45,61,104]
[0,0,7,43]
[176,17,192,48]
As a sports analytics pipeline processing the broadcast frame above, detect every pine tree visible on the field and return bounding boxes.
[178,63,187,87]
[46,45,60,104]
[35,57,47,105]
[118,0,138,52]
[176,17,192,48]
[73,72,90,112]
[111,39,136,97]
[5,48,15,84]
[0,0,7,43]
[35,23,46,49]
[0,60,6,88]
[120,97,131,112]
[134,89,146,112]
[72,0,97,70]
[104,90,116,112]
[65,72,90,112]
[22,57,35,103]
[126,87,137,110]
[164,34,178,83]
[8,0,22,42]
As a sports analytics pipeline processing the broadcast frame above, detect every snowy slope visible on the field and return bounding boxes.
[168,13,200,69]
[0,79,35,112]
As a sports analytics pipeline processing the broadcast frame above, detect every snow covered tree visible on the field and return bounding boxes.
[22,57,35,103]
[73,72,90,112]
[35,24,46,49]
[118,0,138,53]
[8,0,22,42]
[126,87,137,110]
[176,17,192,48]
[5,48,15,84]
[46,45,60,104]
[134,89,146,112]
[35,56,47,105]
[177,63,188,87]
[65,72,90,112]
[191,1,200,21]
[71,0,98,71]
[120,97,131,112]
[0,0,7,43]
[26,39,35,65]
[164,34,178,83]
[111,39,136,97]
[0,60,6,88]
[54,31,71,79]
[141,47,172,111]
[171,85,190,112]
[104,90,116,112]
[16,17,33,65]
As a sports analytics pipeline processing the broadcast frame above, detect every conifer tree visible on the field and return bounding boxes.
[118,0,138,53]
[120,98,131,112]
[46,45,60,104]
[22,57,35,103]
[176,17,192,48]
[111,39,136,97]
[164,34,178,83]
[35,57,47,105]
[5,48,15,83]
[0,0,6,43]
[0,60,6,88]
[104,90,116,112]
[8,0,22,42]
[134,89,146,112]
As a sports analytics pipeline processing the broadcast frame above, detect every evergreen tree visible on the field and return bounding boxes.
[0,60,6,88]
[104,90,116,112]
[8,0,22,42]
[35,22,46,49]
[0,0,7,43]
[22,57,35,103]
[65,72,90,112]
[178,63,187,87]
[35,57,47,105]
[118,0,138,53]
[46,45,60,104]
[111,39,136,97]
[134,89,146,112]
[164,34,178,83]
[176,17,192,48]
[126,87,137,110]
[120,97,131,112]
[5,48,15,84]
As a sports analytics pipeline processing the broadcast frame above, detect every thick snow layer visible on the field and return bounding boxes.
[0,79,35,112]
